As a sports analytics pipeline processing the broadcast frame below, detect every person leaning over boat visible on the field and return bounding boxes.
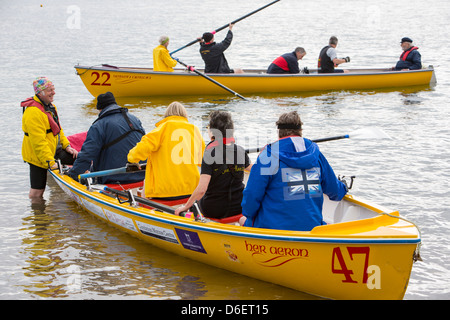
[67,92,145,184]
[239,111,348,231]
[174,111,251,219]
[267,47,306,74]
[199,23,243,74]
[153,35,178,72]
[127,102,205,200]
[21,77,78,200]
[318,36,350,73]
[393,37,422,71]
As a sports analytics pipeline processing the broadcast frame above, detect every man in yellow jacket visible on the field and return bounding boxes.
[21,77,78,200]
[127,102,205,199]
[153,36,178,72]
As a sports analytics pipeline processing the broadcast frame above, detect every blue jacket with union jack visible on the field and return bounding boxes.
[242,136,347,231]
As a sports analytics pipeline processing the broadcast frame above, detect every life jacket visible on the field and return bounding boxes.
[400,46,419,61]
[21,97,61,136]
[271,56,290,72]
[318,46,335,73]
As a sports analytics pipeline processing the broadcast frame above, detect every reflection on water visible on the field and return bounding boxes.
[18,179,318,300]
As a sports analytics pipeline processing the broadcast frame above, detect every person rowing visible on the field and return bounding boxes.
[199,23,244,74]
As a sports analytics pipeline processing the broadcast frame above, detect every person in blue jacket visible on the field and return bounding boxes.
[394,37,422,70]
[240,111,347,231]
[68,92,145,184]
[267,47,306,74]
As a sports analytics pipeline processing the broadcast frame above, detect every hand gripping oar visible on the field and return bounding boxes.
[175,59,248,101]
[169,0,281,56]
[78,163,145,180]
[245,127,392,153]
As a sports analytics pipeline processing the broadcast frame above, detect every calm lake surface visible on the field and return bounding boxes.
[1,0,449,300]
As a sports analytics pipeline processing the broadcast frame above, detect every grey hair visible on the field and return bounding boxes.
[294,47,306,54]
[329,36,338,45]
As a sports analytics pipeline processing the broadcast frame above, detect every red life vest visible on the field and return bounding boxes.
[21,97,61,136]
[400,46,419,61]
[206,137,235,150]
[272,56,289,72]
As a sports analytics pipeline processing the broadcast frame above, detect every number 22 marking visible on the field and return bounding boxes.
[331,246,370,284]
[91,71,111,86]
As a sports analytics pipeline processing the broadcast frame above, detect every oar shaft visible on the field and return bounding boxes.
[244,134,350,153]
[78,163,146,180]
[79,167,126,179]
[104,187,175,214]
[215,0,281,33]
[169,0,280,55]
[312,135,349,143]
[177,59,248,101]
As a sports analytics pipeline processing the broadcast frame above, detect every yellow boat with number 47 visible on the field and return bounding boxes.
[74,64,436,98]
[49,165,421,300]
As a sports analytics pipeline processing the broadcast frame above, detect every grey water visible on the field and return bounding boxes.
[0,0,449,299]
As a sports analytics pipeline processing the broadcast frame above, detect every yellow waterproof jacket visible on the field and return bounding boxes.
[153,45,177,72]
[128,116,205,198]
[21,95,70,169]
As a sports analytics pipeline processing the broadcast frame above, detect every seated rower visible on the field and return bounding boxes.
[318,36,350,74]
[127,102,205,200]
[175,111,251,219]
[239,111,347,231]
[267,47,306,74]
[394,37,422,71]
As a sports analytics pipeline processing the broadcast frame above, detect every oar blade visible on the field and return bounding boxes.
[348,127,392,140]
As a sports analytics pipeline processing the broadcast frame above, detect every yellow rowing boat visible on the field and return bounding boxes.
[49,167,421,300]
[74,64,436,98]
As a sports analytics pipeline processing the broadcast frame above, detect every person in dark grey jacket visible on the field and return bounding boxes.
[199,24,243,74]
[68,92,145,184]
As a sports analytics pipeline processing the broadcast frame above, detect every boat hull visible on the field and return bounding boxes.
[49,169,420,299]
[75,65,436,98]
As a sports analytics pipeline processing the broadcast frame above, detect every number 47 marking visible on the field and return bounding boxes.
[331,247,370,284]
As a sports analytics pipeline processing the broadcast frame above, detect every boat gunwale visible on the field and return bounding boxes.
[50,170,421,245]
[74,65,434,79]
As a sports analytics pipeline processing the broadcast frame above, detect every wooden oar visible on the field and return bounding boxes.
[103,186,176,214]
[176,59,248,101]
[245,127,392,153]
[102,187,206,220]
[78,163,145,180]
[169,0,281,56]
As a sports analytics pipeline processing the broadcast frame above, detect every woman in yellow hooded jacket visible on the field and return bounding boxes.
[127,102,205,199]
[153,36,178,72]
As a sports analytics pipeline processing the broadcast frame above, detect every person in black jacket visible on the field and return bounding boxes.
[394,37,422,70]
[267,47,306,74]
[68,92,145,184]
[199,24,243,74]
